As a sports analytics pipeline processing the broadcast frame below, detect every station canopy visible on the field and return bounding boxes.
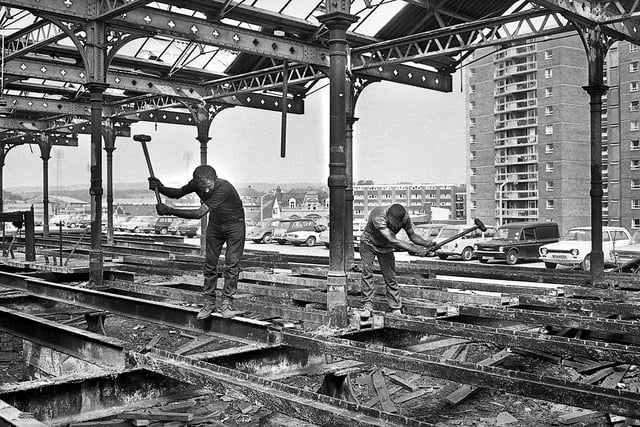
[0,0,638,135]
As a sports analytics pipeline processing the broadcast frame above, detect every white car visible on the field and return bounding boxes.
[435,224,496,261]
[538,226,631,271]
[610,230,640,269]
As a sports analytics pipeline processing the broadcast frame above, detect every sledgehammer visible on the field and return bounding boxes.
[425,218,487,256]
[133,134,162,205]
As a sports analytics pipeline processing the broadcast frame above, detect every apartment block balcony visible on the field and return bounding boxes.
[495,171,538,182]
[495,208,539,219]
[494,62,537,79]
[494,80,536,96]
[494,44,537,60]
[494,189,539,200]
[494,99,537,114]
[495,135,537,148]
[495,116,537,131]
[495,153,538,165]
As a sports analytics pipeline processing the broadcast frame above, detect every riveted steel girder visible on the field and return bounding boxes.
[0,116,130,136]
[351,8,576,70]
[4,60,306,114]
[532,0,640,43]
[0,131,78,145]
[111,7,330,67]
[4,59,206,99]
[4,21,81,63]
[2,95,91,116]
[0,306,127,370]
[97,0,152,21]
[0,271,280,345]
[203,63,324,100]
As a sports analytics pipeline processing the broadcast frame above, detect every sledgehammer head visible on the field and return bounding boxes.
[133,134,151,143]
[473,217,487,232]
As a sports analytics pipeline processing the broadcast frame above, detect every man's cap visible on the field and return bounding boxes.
[388,204,406,227]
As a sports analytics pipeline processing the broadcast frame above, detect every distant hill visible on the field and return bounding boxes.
[6,182,327,201]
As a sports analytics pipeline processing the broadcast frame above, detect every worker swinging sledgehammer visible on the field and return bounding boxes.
[136,134,246,319]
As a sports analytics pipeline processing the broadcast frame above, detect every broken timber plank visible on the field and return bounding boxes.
[371,370,397,413]
[175,336,219,356]
[386,374,419,392]
[394,389,430,405]
[405,338,468,352]
[600,365,629,389]
[444,350,513,406]
[440,344,465,361]
[121,411,194,422]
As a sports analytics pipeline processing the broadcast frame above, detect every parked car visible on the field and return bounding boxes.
[176,219,201,238]
[611,230,640,272]
[435,224,496,261]
[49,214,71,227]
[274,218,324,246]
[66,214,90,228]
[473,221,560,265]
[283,220,327,247]
[400,223,447,243]
[319,226,330,248]
[246,218,294,244]
[154,217,176,235]
[117,216,157,233]
[539,226,631,271]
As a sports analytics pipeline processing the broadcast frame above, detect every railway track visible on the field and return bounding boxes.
[1,236,640,425]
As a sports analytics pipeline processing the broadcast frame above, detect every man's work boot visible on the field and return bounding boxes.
[196,301,215,320]
[220,297,235,318]
[359,302,374,319]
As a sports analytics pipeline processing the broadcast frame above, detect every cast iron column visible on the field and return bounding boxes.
[38,137,52,237]
[197,134,211,255]
[87,82,108,287]
[582,27,609,286]
[345,78,358,269]
[103,123,116,245]
[318,7,358,328]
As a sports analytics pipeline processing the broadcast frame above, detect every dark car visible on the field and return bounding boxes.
[473,221,560,265]
[154,217,176,235]
[176,219,201,238]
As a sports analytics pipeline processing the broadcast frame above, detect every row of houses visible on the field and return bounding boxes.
[4,182,467,226]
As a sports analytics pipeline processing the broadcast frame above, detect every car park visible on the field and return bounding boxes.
[474,221,560,265]
[435,224,496,261]
[539,226,631,271]
[246,218,294,244]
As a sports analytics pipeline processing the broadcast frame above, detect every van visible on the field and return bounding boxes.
[473,221,560,265]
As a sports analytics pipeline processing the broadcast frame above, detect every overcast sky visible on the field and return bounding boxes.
[4,73,466,191]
